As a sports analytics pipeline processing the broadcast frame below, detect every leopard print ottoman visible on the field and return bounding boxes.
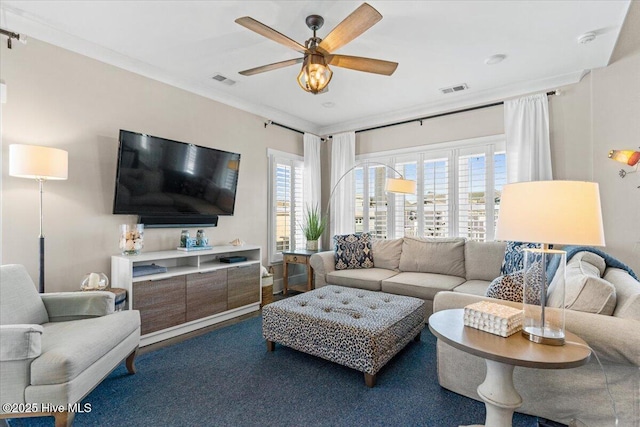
[262,285,426,387]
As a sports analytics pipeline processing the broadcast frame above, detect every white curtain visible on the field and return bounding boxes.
[303,133,322,247]
[303,133,322,210]
[504,93,553,183]
[330,131,356,237]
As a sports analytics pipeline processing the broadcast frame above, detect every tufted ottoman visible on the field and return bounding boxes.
[262,285,425,387]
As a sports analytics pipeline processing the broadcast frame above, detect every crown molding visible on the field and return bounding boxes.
[1,5,320,135]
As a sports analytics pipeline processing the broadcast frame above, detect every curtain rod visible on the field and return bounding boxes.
[264,120,304,135]
[354,90,559,135]
[0,27,25,49]
[265,90,559,139]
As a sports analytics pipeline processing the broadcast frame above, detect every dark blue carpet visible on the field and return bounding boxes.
[8,316,538,426]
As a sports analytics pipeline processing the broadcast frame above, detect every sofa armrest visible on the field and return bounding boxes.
[432,291,640,366]
[0,324,43,361]
[310,251,336,287]
[41,291,115,321]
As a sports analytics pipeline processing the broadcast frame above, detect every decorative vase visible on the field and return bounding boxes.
[119,224,144,255]
[306,240,319,251]
[80,272,110,291]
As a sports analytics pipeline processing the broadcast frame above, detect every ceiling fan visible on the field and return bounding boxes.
[235,2,398,94]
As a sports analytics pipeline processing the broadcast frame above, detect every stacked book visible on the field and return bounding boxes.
[463,301,523,337]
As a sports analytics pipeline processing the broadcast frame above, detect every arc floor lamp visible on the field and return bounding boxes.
[326,161,417,225]
[9,144,68,293]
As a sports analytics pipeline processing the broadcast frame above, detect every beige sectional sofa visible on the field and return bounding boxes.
[310,237,507,318]
[309,237,640,426]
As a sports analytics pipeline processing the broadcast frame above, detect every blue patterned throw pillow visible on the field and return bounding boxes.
[334,233,374,270]
[500,241,546,275]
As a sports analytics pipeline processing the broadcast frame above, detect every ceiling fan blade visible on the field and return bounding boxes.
[239,58,304,76]
[235,17,306,53]
[327,55,398,76]
[318,3,382,53]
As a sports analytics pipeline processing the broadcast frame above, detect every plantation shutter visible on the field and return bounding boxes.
[368,165,389,239]
[394,160,418,238]
[423,157,449,238]
[354,166,365,233]
[458,151,487,241]
[268,150,304,263]
[493,151,507,236]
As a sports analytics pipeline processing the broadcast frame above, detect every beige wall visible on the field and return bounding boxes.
[1,38,302,292]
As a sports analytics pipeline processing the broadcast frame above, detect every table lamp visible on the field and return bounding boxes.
[9,144,68,293]
[495,181,605,345]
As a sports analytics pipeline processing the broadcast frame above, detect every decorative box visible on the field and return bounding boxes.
[463,301,523,337]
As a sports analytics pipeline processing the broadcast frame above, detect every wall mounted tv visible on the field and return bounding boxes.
[113,130,240,228]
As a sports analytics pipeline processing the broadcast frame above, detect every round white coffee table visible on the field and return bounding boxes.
[428,309,591,427]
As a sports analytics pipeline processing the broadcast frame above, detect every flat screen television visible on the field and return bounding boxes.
[113,130,240,226]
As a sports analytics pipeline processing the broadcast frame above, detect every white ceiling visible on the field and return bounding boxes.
[0,1,631,135]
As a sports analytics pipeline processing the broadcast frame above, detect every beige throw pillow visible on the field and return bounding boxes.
[371,238,403,271]
[398,237,466,278]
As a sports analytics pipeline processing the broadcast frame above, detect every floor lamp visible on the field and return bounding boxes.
[326,161,416,233]
[9,144,69,293]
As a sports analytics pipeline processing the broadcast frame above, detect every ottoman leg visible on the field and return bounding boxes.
[364,373,377,388]
[266,340,275,352]
[414,331,421,342]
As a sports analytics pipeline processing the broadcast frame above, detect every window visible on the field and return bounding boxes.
[354,135,506,242]
[423,157,449,237]
[268,150,304,263]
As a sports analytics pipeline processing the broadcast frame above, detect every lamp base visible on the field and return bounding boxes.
[522,327,565,346]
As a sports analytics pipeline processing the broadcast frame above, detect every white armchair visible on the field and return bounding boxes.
[0,264,141,427]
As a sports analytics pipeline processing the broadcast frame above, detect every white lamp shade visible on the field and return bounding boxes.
[495,180,605,246]
[9,144,68,180]
[385,177,417,195]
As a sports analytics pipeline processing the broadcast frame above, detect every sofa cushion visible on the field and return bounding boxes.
[562,253,616,315]
[381,272,465,300]
[454,280,491,296]
[326,268,398,291]
[465,241,506,281]
[334,233,374,270]
[398,237,466,278]
[0,264,49,325]
[607,268,640,320]
[500,241,544,275]
[371,238,403,271]
[31,311,140,385]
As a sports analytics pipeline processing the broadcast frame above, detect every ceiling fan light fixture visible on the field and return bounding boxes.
[297,53,333,94]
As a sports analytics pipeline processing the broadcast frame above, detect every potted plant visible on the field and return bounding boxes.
[300,204,327,251]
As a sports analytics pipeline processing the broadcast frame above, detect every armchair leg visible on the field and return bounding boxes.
[125,347,138,374]
[54,411,75,427]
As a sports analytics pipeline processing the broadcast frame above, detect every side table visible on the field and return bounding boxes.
[428,309,591,427]
[110,288,127,311]
[282,250,317,296]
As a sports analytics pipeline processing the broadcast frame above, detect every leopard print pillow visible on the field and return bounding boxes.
[486,261,545,304]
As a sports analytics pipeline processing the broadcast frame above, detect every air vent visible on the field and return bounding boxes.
[212,74,236,86]
[440,83,468,94]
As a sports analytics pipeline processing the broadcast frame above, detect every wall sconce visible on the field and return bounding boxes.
[608,148,639,179]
